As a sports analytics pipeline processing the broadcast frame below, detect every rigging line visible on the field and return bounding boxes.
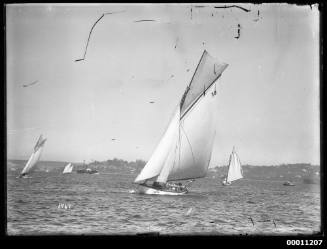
[170,121,182,176]
[169,132,180,177]
[180,74,222,120]
[178,122,182,172]
[180,123,196,166]
[166,115,182,179]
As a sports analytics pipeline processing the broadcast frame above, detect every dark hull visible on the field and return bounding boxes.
[283,181,295,186]
[137,183,188,195]
[76,169,98,174]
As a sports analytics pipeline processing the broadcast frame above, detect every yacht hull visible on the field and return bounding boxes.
[136,185,187,195]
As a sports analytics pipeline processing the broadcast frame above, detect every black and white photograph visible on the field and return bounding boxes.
[6,3,321,236]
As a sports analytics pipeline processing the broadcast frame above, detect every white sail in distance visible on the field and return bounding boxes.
[134,50,228,184]
[20,135,47,176]
[226,147,243,183]
[63,163,73,174]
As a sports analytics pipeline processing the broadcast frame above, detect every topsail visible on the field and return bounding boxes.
[135,50,228,184]
[20,135,47,177]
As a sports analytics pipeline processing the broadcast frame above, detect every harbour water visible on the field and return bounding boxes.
[7,161,320,235]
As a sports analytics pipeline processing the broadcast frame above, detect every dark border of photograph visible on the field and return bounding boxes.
[1,1,325,248]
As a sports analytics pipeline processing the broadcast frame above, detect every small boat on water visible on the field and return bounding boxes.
[63,163,74,174]
[76,168,98,174]
[222,147,243,186]
[76,160,98,174]
[133,50,228,195]
[18,135,47,178]
[283,181,295,186]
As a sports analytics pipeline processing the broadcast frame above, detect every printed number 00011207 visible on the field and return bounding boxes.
[286,240,323,246]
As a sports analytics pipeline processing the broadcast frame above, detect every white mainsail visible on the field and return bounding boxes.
[134,50,228,184]
[226,147,243,183]
[20,135,47,176]
[63,163,73,174]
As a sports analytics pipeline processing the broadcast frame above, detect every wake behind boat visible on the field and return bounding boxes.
[222,147,243,186]
[18,135,47,178]
[133,50,228,195]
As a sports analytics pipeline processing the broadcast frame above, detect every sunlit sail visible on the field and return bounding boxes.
[63,163,74,174]
[222,147,243,185]
[19,135,47,178]
[134,50,228,195]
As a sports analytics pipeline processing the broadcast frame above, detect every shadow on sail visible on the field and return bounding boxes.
[134,50,228,195]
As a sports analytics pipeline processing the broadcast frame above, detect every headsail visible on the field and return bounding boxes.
[134,50,228,184]
[63,163,73,174]
[20,135,47,176]
[134,108,180,183]
[226,147,243,183]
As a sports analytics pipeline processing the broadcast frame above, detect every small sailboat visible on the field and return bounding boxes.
[283,181,295,186]
[18,135,47,178]
[76,161,98,174]
[222,147,243,186]
[63,163,74,174]
[134,50,228,195]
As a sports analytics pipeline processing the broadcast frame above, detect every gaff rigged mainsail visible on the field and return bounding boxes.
[20,135,47,177]
[134,50,228,184]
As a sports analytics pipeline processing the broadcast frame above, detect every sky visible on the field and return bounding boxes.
[6,3,320,166]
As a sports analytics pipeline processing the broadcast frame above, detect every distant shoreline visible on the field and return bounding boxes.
[6,158,319,168]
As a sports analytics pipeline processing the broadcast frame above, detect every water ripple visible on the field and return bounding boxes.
[7,170,320,235]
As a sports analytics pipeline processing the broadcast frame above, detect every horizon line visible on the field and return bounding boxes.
[6,158,320,167]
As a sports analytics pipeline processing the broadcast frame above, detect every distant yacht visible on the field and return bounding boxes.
[18,135,47,178]
[63,163,74,174]
[283,181,295,186]
[76,162,98,174]
[222,147,243,186]
[76,168,98,174]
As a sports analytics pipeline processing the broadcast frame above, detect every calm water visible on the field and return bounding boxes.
[7,164,320,235]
